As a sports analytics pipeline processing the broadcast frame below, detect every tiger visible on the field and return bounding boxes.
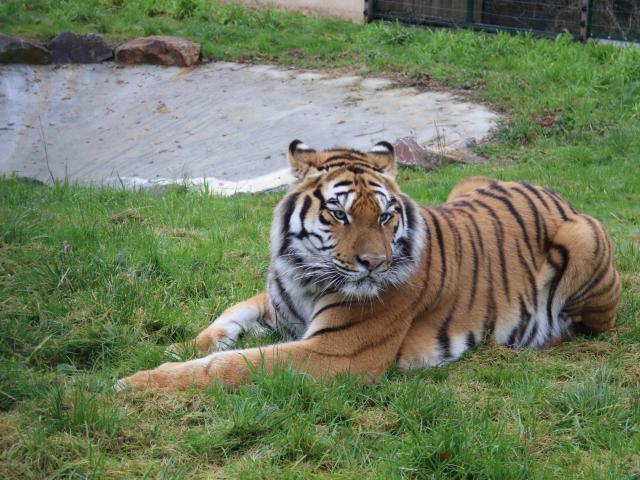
[116,140,620,391]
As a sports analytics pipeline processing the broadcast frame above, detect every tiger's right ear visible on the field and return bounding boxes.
[288,140,319,179]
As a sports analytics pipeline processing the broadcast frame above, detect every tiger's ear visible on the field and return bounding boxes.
[288,140,319,179]
[369,141,397,178]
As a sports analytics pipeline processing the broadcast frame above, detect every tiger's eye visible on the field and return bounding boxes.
[333,210,347,221]
[379,213,391,224]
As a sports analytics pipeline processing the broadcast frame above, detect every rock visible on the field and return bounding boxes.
[115,36,200,67]
[0,34,51,64]
[394,137,439,169]
[440,148,486,165]
[394,137,486,169]
[48,32,113,64]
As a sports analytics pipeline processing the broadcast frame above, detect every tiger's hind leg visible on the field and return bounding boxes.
[195,291,272,355]
[561,216,620,335]
[530,215,619,347]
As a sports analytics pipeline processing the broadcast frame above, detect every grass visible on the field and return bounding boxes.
[1,0,640,478]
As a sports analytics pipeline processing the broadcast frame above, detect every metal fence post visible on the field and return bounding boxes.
[579,0,592,42]
[466,0,475,25]
[364,0,374,23]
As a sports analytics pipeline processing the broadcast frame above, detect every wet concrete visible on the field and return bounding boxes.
[0,62,499,194]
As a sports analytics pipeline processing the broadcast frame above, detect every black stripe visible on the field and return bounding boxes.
[368,180,382,188]
[454,207,485,257]
[567,223,612,305]
[325,159,383,171]
[474,199,510,299]
[425,209,447,302]
[489,181,512,197]
[319,160,383,173]
[346,166,367,175]
[308,317,368,339]
[312,301,350,320]
[324,153,367,163]
[279,192,301,256]
[577,269,617,305]
[482,256,497,340]
[452,200,478,213]
[583,216,602,258]
[333,180,353,188]
[477,189,535,261]
[466,331,476,348]
[541,188,568,221]
[312,187,325,206]
[318,212,331,225]
[270,304,297,337]
[438,208,462,266]
[520,320,538,347]
[516,241,538,309]
[507,326,519,347]
[463,222,479,311]
[511,186,543,254]
[274,275,305,324]
[281,193,301,236]
[437,308,455,359]
[515,295,532,346]
[420,208,433,300]
[439,301,461,359]
[546,245,569,328]
[549,190,577,214]
[567,246,609,305]
[519,182,550,211]
[309,327,401,358]
[298,195,311,232]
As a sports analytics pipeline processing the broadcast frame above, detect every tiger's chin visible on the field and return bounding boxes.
[339,278,383,298]
[337,268,412,298]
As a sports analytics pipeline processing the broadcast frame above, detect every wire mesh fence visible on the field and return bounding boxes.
[368,0,640,43]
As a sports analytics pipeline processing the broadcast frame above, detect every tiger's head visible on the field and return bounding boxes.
[270,140,426,298]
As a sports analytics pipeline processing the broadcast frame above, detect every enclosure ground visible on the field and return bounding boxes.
[1,61,496,193]
[1,1,639,479]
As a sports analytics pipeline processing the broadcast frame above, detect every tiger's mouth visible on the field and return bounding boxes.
[334,269,388,297]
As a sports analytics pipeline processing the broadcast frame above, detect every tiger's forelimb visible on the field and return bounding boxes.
[116,316,406,391]
[195,292,271,355]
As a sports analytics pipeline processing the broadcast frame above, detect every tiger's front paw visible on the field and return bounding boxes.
[195,325,233,355]
[114,360,212,392]
[113,371,152,392]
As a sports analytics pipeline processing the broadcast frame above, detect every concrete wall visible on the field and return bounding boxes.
[221,0,365,22]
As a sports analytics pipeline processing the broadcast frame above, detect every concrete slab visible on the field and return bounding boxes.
[0,62,499,194]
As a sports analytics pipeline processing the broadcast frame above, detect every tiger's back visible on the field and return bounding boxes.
[397,177,620,369]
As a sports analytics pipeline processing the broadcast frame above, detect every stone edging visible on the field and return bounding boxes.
[0,32,201,67]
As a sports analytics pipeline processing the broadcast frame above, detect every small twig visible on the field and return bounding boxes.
[27,334,53,361]
[38,116,55,184]
[56,267,71,288]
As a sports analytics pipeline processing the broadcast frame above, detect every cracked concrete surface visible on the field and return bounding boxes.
[0,62,499,194]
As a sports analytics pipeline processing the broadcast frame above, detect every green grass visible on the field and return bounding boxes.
[1,1,640,478]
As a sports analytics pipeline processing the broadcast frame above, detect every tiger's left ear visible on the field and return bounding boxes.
[288,140,320,179]
[369,141,397,178]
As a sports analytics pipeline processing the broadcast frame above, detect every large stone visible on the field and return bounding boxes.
[48,32,113,63]
[394,137,440,169]
[0,34,51,64]
[394,137,486,169]
[114,36,200,67]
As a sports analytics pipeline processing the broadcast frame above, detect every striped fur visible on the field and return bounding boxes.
[117,142,620,391]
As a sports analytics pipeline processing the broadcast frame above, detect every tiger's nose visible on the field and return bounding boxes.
[357,254,386,271]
